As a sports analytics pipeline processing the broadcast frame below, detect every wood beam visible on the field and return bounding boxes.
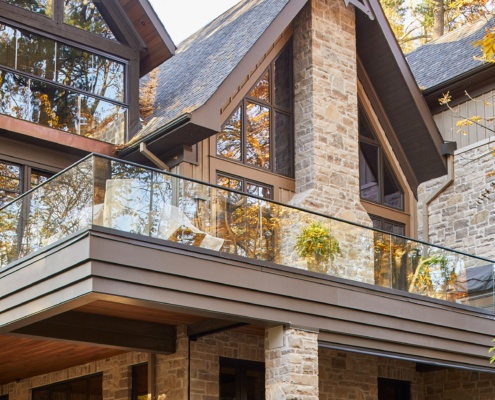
[13,311,176,354]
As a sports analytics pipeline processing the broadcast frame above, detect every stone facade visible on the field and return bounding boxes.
[4,334,495,400]
[422,368,495,400]
[292,0,371,227]
[418,140,495,261]
[265,327,319,400]
[1,352,149,400]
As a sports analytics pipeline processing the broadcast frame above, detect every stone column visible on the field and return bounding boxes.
[292,0,370,226]
[265,326,319,400]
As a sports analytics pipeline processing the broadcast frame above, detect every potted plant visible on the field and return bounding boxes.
[295,221,341,274]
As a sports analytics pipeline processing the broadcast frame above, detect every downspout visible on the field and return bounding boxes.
[422,142,456,241]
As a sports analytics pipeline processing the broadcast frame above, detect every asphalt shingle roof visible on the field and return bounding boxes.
[138,0,290,137]
[406,18,493,90]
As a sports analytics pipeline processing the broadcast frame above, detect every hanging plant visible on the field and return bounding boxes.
[295,221,341,274]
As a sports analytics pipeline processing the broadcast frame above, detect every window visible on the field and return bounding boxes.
[0,21,127,143]
[359,107,403,210]
[0,160,52,207]
[132,364,148,400]
[219,358,264,400]
[378,378,410,400]
[0,0,52,17]
[64,1,117,41]
[217,173,272,199]
[370,215,405,236]
[217,41,293,178]
[32,374,102,400]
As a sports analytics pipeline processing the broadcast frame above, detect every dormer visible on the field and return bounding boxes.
[0,0,174,149]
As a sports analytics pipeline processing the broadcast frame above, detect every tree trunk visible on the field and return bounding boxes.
[432,0,444,39]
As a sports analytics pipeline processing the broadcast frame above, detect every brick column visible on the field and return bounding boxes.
[265,326,319,400]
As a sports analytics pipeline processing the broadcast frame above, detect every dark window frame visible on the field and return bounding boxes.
[378,377,411,400]
[31,373,102,400]
[219,357,265,400]
[217,41,294,178]
[131,363,148,400]
[0,159,53,207]
[216,171,273,199]
[359,106,404,211]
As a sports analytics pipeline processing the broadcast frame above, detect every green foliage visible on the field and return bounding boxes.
[295,222,341,273]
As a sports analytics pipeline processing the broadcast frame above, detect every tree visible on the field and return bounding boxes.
[381,0,494,52]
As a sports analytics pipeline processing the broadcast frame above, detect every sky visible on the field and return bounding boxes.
[149,0,241,45]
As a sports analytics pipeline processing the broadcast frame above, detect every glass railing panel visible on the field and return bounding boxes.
[2,155,494,311]
[0,157,94,267]
[0,68,127,144]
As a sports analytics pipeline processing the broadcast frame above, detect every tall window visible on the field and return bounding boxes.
[217,41,294,178]
[359,107,404,211]
[219,358,265,400]
[0,160,52,207]
[64,1,117,40]
[32,374,102,400]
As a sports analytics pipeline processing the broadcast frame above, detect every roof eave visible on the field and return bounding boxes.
[119,0,176,76]
[357,0,448,194]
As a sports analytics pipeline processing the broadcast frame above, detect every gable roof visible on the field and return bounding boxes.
[139,0,292,137]
[122,0,447,191]
[406,18,493,90]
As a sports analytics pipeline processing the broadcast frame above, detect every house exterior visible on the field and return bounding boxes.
[1,1,495,400]
[407,18,495,261]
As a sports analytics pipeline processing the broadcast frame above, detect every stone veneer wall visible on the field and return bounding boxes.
[417,140,495,260]
[292,0,371,226]
[1,352,149,400]
[319,348,424,400]
[1,329,264,400]
[422,368,495,400]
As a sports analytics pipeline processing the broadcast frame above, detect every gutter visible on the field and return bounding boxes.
[118,113,192,158]
[422,142,457,241]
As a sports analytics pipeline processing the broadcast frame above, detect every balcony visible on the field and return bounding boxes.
[1,155,494,311]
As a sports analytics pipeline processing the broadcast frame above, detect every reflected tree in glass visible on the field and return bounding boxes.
[64,0,116,40]
[0,0,52,17]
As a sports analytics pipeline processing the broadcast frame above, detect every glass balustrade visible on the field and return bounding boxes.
[1,155,493,311]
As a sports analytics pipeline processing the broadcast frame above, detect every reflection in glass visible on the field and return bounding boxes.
[1,155,493,312]
[0,24,16,69]
[0,161,21,207]
[383,160,403,209]
[64,0,116,40]
[57,44,124,102]
[359,142,379,203]
[274,42,292,110]
[274,111,292,177]
[246,101,270,168]
[217,106,242,161]
[249,70,269,102]
[17,29,56,80]
[0,0,52,17]
[0,22,124,102]
[0,69,127,144]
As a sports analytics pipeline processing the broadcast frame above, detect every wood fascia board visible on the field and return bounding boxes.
[357,58,420,195]
[319,333,495,371]
[136,0,176,55]
[366,0,445,161]
[190,0,307,132]
[13,311,176,353]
